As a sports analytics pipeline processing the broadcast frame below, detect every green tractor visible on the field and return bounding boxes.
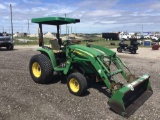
[29,16,153,117]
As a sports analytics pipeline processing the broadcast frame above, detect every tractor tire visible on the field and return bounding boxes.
[29,54,53,84]
[117,47,122,53]
[67,72,87,96]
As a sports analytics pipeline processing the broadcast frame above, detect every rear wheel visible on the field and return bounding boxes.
[67,72,87,96]
[29,54,53,84]
[117,47,122,53]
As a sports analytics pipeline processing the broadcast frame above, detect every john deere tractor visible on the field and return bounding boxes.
[29,16,153,117]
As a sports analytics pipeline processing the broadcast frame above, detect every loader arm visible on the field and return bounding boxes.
[90,44,129,81]
[67,44,153,117]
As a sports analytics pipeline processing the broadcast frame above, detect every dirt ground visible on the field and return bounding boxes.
[0,46,160,120]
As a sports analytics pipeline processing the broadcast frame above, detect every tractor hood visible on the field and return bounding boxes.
[69,45,104,57]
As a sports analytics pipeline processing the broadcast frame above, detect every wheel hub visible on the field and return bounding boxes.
[69,78,80,93]
[32,62,41,78]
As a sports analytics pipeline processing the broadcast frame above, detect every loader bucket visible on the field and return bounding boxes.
[108,74,153,118]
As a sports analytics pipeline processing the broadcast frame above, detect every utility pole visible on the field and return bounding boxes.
[2,26,4,33]
[22,27,23,33]
[28,19,30,35]
[65,13,67,40]
[75,27,76,34]
[142,24,143,34]
[71,27,72,34]
[10,4,13,41]
[59,24,61,37]
[68,26,69,39]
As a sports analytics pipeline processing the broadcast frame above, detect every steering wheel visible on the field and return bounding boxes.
[62,40,72,47]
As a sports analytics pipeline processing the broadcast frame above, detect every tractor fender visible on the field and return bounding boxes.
[37,47,57,69]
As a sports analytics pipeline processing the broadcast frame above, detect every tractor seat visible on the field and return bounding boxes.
[49,40,63,53]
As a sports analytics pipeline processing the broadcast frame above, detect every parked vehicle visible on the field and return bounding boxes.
[117,38,139,54]
[119,32,131,40]
[0,33,14,50]
[136,35,144,39]
[150,35,159,41]
[144,35,150,39]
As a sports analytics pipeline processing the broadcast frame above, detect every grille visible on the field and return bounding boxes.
[0,37,10,41]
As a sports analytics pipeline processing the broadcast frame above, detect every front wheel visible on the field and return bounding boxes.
[131,50,136,54]
[6,44,14,50]
[117,47,122,53]
[67,72,87,96]
[29,54,53,84]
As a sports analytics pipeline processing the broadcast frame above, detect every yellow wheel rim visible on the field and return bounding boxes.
[32,62,41,78]
[69,78,80,93]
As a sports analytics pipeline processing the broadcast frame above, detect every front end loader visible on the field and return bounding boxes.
[29,16,153,118]
[66,44,153,117]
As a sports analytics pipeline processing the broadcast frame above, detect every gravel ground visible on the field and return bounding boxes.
[0,46,160,120]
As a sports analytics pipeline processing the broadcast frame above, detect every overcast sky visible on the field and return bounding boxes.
[0,0,160,34]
